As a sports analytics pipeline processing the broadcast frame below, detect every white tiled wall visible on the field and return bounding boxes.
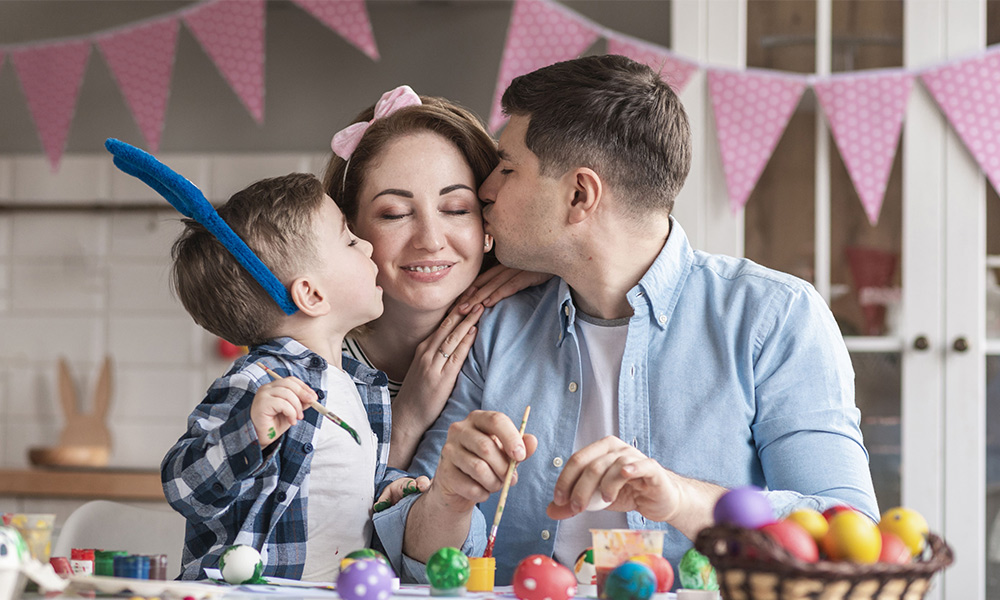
[0,151,327,469]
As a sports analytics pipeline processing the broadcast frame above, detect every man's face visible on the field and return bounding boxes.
[478,115,566,272]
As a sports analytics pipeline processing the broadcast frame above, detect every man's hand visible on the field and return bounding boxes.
[546,436,724,539]
[250,376,314,448]
[428,410,539,512]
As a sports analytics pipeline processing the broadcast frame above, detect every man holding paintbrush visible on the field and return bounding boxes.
[373,55,878,588]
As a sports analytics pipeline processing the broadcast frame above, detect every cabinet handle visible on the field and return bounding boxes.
[913,335,929,351]
[953,337,969,352]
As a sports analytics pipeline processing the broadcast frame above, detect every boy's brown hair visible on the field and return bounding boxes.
[502,54,692,217]
[171,173,326,346]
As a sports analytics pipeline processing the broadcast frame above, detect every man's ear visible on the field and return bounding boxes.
[289,276,331,317]
[567,167,602,225]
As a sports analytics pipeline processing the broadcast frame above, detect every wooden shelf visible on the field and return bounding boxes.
[0,469,164,501]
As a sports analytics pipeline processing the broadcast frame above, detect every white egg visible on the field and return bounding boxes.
[219,544,263,584]
[586,491,612,512]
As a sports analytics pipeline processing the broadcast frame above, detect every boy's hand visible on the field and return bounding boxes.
[373,476,431,512]
[250,375,315,448]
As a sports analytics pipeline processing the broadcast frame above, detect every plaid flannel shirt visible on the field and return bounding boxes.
[161,337,391,580]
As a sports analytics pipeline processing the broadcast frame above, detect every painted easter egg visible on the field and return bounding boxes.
[573,547,596,585]
[340,548,390,572]
[878,506,929,557]
[759,520,819,563]
[604,561,656,600]
[512,555,577,600]
[879,531,911,564]
[337,558,394,600]
[628,554,674,592]
[219,544,264,584]
[677,548,718,591]
[713,486,774,529]
[425,547,469,592]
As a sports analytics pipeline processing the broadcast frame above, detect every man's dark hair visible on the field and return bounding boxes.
[502,54,692,216]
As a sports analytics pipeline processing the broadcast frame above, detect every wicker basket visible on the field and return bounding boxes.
[693,525,953,600]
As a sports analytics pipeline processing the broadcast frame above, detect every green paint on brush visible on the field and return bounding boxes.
[338,420,361,445]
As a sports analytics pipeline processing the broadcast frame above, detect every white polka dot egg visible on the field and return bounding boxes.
[337,558,394,600]
[512,555,577,600]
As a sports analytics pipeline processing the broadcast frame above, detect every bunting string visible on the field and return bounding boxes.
[1,0,999,224]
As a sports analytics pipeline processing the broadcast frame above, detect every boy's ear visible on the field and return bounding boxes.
[289,276,330,317]
[566,167,602,225]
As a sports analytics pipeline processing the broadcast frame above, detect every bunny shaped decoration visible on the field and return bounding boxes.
[28,357,113,468]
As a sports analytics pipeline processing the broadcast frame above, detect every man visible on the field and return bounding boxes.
[373,54,878,586]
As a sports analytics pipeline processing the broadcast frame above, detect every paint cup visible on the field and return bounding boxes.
[6,514,55,563]
[466,557,495,592]
[590,529,665,599]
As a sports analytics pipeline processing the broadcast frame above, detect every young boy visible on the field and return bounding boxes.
[161,173,391,581]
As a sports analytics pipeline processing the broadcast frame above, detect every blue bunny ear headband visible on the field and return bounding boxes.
[105,138,298,315]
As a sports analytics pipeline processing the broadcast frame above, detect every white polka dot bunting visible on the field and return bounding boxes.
[184,0,266,123]
[707,68,808,213]
[489,0,601,132]
[11,41,91,170]
[921,47,1000,197]
[814,71,913,226]
[97,18,180,153]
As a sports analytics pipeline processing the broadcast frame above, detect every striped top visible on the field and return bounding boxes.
[342,335,403,399]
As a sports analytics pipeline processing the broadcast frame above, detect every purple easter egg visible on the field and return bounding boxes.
[337,559,394,600]
[713,486,774,528]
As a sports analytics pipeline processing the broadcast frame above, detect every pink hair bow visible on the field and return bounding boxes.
[331,85,422,160]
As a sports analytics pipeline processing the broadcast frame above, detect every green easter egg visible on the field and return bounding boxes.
[678,548,717,591]
[425,547,470,590]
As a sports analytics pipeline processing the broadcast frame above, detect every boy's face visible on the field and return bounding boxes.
[311,196,383,327]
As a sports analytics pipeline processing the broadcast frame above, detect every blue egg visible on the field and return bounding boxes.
[604,561,656,600]
[713,485,774,529]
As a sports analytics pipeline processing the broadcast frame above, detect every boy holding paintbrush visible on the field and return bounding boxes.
[155,171,402,581]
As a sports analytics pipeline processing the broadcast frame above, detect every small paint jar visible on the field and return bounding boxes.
[95,550,127,576]
[466,557,495,592]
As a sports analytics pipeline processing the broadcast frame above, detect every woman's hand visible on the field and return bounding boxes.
[457,265,551,311]
[388,302,485,469]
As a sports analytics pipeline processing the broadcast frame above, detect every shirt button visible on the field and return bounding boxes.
[568,382,578,393]
[213,483,224,493]
[553,457,563,468]
[303,443,314,453]
[564,306,570,316]
[315,390,326,399]
[310,357,323,368]
[540,530,550,541]
[658,315,667,324]
[276,491,287,502]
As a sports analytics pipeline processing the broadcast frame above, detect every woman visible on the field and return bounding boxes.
[322,86,543,470]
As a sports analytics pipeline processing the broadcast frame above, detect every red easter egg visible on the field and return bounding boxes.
[628,554,674,592]
[878,531,911,564]
[822,505,854,521]
[513,555,578,600]
[760,520,819,563]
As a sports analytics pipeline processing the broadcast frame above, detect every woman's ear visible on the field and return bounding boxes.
[289,276,331,317]
[567,167,602,225]
[484,233,494,253]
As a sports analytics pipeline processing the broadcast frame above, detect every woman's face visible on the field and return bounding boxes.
[352,131,485,315]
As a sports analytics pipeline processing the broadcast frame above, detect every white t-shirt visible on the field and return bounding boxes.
[552,312,630,567]
[301,366,378,582]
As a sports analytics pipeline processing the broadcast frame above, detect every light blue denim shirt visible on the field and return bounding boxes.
[373,218,877,585]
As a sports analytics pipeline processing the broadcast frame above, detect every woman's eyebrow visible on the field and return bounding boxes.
[440,184,474,196]
[372,188,413,200]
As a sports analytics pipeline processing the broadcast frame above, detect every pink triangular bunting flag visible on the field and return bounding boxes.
[12,41,91,171]
[607,34,698,94]
[814,71,913,226]
[921,47,1000,195]
[708,69,807,212]
[290,0,379,61]
[489,0,601,132]
[98,18,180,153]
[184,0,265,123]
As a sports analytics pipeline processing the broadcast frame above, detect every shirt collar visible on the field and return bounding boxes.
[252,337,387,385]
[555,216,694,341]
